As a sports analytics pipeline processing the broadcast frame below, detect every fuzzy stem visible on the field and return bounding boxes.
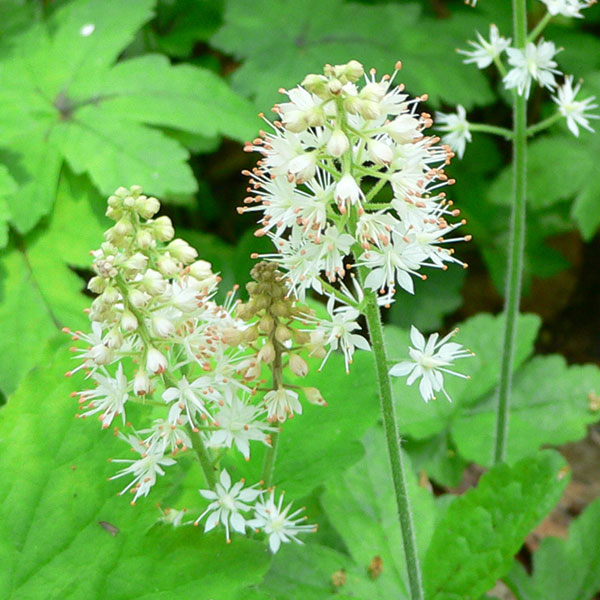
[261,340,284,487]
[362,287,424,599]
[526,111,562,137]
[494,0,528,465]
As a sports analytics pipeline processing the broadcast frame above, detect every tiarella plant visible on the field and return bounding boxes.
[240,60,474,600]
[66,186,320,551]
[435,0,598,465]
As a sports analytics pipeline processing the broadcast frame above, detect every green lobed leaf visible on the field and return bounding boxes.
[0,0,257,234]
[504,497,600,600]
[423,451,569,600]
[0,170,107,395]
[212,0,494,112]
[0,339,271,600]
[223,350,380,499]
[321,426,436,599]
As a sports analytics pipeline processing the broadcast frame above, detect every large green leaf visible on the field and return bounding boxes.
[212,0,494,112]
[452,355,600,466]
[0,170,107,395]
[505,497,600,600]
[321,426,436,599]
[0,340,271,600]
[423,451,568,600]
[223,350,380,499]
[0,0,257,234]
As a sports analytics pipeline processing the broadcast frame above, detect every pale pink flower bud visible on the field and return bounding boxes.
[121,310,138,332]
[289,353,308,377]
[258,341,276,364]
[303,387,326,406]
[133,370,151,396]
[326,129,350,157]
[146,347,167,374]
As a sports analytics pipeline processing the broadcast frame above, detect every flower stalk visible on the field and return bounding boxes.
[494,0,529,464]
[361,285,425,600]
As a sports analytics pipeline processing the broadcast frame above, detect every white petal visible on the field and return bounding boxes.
[389,361,414,377]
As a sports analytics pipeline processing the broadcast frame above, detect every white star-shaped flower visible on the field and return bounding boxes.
[458,24,512,69]
[552,75,598,136]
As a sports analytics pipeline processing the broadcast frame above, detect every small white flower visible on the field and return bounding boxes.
[541,0,593,18]
[163,375,214,425]
[208,393,275,458]
[389,325,473,402]
[110,437,175,504]
[195,470,262,542]
[503,39,561,99]
[77,364,129,427]
[146,346,168,374]
[552,75,598,136]
[458,24,512,69]
[263,387,303,422]
[334,173,364,210]
[250,490,316,554]
[139,419,193,454]
[436,105,472,159]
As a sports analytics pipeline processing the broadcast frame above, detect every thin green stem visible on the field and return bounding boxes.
[317,276,360,308]
[361,287,424,600]
[526,112,562,136]
[494,0,528,465]
[527,11,552,43]
[493,54,508,78]
[468,123,513,139]
[261,339,284,487]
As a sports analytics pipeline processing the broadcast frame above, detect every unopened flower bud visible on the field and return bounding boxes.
[142,269,167,296]
[105,328,123,349]
[359,100,382,120]
[157,254,180,277]
[327,78,342,95]
[123,252,148,273]
[344,60,364,82]
[222,327,243,347]
[303,386,326,406]
[282,109,308,133]
[242,325,259,343]
[129,289,149,309]
[258,341,276,364]
[121,310,138,332]
[133,370,151,396]
[292,329,311,345]
[360,82,386,103]
[136,229,154,249]
[136,195,160,219]
[114,186,129,198]
[305,106,325,128]
[152,316,175,338]
[368,139,393,165]
[101,286,120,305]
[301,73,329,97]
[87,276,107,294]
[275,324,292,343]
[90,343,112,365]
[168,239,198,264]
[152,216,175,242]
[271,301,291,318]
[107,194,121,209]
[146,347,167,374]
[172,287,198,313]
[130,185,143,197]
[113,217,133,237]
[327,129,350,157]
[289,353,308,377]
[259,314,275,334]
[123,195,135,209]
[105,206,123,221]
[189,260,213,281]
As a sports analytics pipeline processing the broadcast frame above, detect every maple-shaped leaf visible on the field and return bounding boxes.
[0,0,258,235]
[211,0,494,113]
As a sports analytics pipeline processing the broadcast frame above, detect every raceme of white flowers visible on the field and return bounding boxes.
[439,2,598,156]
[240,60,471,378]
[66,186,316,551]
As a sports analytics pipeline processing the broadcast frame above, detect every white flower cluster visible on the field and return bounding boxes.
[195,470,316,551]
[67,186,318,552]
[445,4,598,156]
[241,60,469,371]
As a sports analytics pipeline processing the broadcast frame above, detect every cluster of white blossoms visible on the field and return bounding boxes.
[439,0,598,156]
[241,60,472,380]
[67,186,316,552]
